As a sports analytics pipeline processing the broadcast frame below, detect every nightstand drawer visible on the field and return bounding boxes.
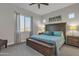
[68,40,79,45]
[67,36,79,47]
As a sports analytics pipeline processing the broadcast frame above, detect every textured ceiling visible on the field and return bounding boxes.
[13,3,74,15]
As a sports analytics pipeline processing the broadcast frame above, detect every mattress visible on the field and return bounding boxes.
[31,34,60,44]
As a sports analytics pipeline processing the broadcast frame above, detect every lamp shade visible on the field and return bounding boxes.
[69,25,77,30]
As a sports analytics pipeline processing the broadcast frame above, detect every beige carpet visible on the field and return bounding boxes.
[0,43,79,56]
[60,45,79,56]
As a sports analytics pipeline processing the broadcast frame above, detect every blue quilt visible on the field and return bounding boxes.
[31,34,65,55]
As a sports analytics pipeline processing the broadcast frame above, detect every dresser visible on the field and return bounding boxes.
[67,36,79,47]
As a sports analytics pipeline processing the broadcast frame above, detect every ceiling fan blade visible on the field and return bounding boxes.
[29,3,36,5]
[41,3,49,5]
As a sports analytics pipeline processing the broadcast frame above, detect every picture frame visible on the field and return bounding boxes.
[49,15,62,22]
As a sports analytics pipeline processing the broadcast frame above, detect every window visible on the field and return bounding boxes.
[16,14,20,33]
[25,16,31,32]
[19,14,31,32]
[20,15,25,32]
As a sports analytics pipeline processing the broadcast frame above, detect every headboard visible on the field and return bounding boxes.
[45,23,66,42]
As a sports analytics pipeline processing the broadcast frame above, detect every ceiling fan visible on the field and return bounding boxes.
[29,3,49,9]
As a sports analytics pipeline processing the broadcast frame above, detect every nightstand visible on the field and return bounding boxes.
[67,36,79,47]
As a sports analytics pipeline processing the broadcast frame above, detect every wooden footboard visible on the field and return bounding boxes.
[26,38,55,56]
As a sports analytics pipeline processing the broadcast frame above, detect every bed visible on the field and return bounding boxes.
[26,23,66,56]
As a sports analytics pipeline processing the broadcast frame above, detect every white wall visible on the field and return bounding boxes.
[1,3,78,45]
[0,3,41,45]
[42,4,79,36]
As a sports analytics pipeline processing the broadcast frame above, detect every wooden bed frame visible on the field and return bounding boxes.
[26,23,66,56]
[26,38,56,56]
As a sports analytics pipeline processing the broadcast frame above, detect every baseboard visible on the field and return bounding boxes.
[8,41,26,47]
[8,42,15,46]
